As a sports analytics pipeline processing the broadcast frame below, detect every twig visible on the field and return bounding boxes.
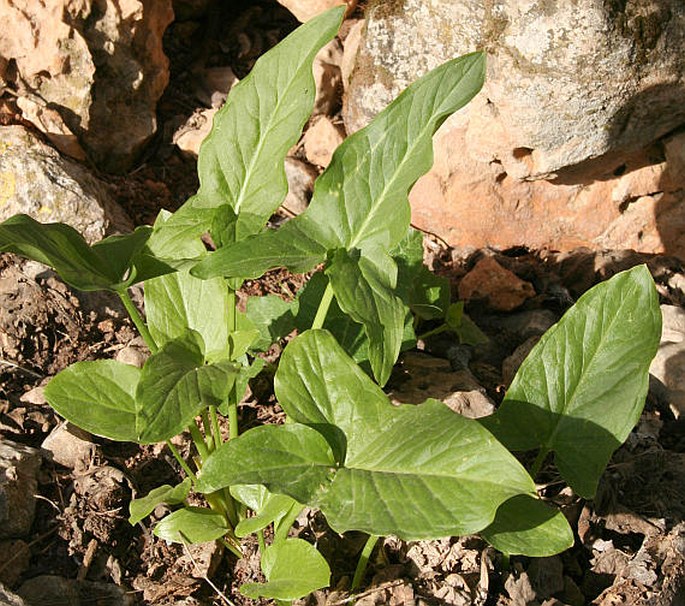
[180,538,235,606]
[0,358,43,379]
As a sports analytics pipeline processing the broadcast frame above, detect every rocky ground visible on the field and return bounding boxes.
[2,1,685,605]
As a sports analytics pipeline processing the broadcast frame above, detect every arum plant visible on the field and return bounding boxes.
[0,5,663,602]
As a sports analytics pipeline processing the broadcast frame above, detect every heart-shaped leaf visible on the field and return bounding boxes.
[481,265,662,497]
[240,538,330,600]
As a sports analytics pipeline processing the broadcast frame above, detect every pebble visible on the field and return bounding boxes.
[649,304,685,417]
[303,116,345,167]
[41,422,97,471]
[283,156,319,215]
[0,438,41,539]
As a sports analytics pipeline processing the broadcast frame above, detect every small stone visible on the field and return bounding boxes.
[283,157,319,215]
[502,336,541,386]
[19,386,46,406]
[458,257,536,312]
[173,108,218,157]
[18,576,133,606]
[303,116,345,167]
[115,339,148,368]
[198,66,239,108]
[277,0,356,23]
[650,305,685,416]
[0,540,30,586]
[341,19,364,90]
[0,584,25,606]
[42,422,97,471]
[0,438,41,539]
[313,39,344,116]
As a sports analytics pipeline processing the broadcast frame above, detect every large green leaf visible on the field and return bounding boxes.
[0,214,158,291]
[480,495,574,557]
[241,538,330,600]
[199,330,534,540]
[192,51,486,281]
[44,360,141,441]
[136,331,238,443]
[326,248,407,385]
[481,265,662,498]
[154,506,229,544]
[198,424,336,503]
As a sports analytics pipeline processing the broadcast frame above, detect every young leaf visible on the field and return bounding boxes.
[129,478,192,525]
[193,51,486,281]
[480,494,574,557]
[44,360,141,442]
[481,265,662,498]
[197,424,336,505]
[230,484,299,538]
[153,506,229,544]
[0,214,156,291]
[326,248,407,385]
[240,538,330,600]
[136,330,238,443]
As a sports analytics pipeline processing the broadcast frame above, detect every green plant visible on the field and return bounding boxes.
[0,7,662,602]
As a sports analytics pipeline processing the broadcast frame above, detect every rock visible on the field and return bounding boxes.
[0,125,132,243]
[649,304,685,416]
[303,116,345,167]
[344,1,685,258]
[277,0,357,23]
[0,585,25,606]
[173,108,218,157]
[313,39,344,116]
[390,351,495,418]
[458,256,536,312]
[0,540,30,586]
[0,439,41,539]
[18,576,133,606]
[115,338,148,368]
[341,19,364,90]
[283,157,319,215]
[0,0,173,173]
[502,336,540,386]
[198,66,239,108]
[42,422,97,471]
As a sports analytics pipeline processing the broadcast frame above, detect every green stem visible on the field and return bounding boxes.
[273,504,303,545]
[165,440,196,480]
[220,538,243,559]
[227,390,239,440]
[188,422,209,460]
[209,406,223,450]
[257,529,266,554]
[116,289,158,353]
[416,323,448,341]
[530,447,549,479]
[351,534,379,592]
[200,409,215,452]
[311,281,335,330]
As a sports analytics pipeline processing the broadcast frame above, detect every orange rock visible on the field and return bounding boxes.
[303,116,345,167]
[458,256,535,312]
[277,0,357,22]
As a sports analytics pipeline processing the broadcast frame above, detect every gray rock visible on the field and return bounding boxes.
[0,125,131,243]
[650,304,685,416]
[345,0,685,179]
[0,438,41,539]
[18,576,133,606]
[41,422,97,471]
[283,157,319,215]
[502,335,541,386]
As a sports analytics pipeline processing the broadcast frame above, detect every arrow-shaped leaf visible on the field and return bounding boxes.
[481,265,662,498]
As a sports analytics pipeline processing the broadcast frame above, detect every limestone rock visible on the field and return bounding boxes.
[303,116,345,167]
[458,256,536,312]
[0,125,132,243]
[313,39,344,116]
[277,0,357,23]
[344,1,685,258]
[650,304,685,416]
[0,0,173,173]
[42,422,98,471]
[0,439,41,539]
[173,108,218,157]
[283,157,319,215]
[0,585,25,606]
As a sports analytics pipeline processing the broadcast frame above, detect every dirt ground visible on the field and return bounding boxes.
[2,1,685,605]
